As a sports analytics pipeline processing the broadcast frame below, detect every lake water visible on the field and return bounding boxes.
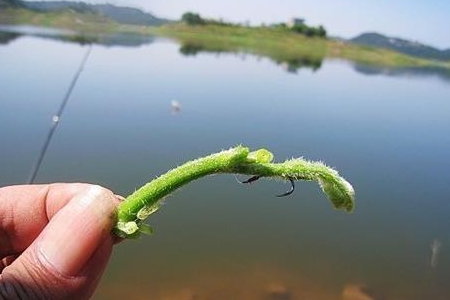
[1,29,450,300]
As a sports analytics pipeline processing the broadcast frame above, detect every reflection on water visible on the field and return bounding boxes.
[0,24,74,37]
[1,25,449,79]
[278,57,322,73]
[353,63,450,83]
[0,24,155,47]
[179,42,224,56]
[179,42,323,73]
[0,31,20,44]
[1,30,450,300]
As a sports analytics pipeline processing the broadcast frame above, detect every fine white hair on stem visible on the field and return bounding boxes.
[114,146,355,238]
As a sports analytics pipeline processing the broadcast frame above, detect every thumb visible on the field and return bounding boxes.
[1,185,118,300]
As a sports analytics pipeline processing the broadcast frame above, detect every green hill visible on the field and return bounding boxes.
[91,4,170,26]
[350,32,450,62]
[13,0,171,26]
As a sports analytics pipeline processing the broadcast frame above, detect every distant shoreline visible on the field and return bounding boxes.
[1,7,449,72]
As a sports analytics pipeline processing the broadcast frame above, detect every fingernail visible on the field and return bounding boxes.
[38,185,116,277]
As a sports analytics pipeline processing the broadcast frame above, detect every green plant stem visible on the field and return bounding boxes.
[114,146,355,238]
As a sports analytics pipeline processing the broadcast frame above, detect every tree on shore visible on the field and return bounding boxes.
[181,12,205,25]
[291,23,326,38]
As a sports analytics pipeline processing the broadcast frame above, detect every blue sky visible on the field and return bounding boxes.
[31,0,450,48]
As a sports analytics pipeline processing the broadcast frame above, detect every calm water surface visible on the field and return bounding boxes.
[1,32,450,300]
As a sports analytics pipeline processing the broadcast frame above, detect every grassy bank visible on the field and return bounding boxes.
[143,24,449,70]
[1,8,449,71]
[0,8,119,33]
[144,24,326,70]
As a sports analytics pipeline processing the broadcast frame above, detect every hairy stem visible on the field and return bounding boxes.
[114,146,354,238]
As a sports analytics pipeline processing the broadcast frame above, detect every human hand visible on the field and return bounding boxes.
[0,183,120,300]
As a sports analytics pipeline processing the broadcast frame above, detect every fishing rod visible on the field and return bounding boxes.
[27,45,92,184]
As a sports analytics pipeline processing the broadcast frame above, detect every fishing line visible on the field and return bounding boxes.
[27,45,92,184]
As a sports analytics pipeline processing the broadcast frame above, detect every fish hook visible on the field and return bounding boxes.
[236,175,295,197]
[276,177,295,197]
